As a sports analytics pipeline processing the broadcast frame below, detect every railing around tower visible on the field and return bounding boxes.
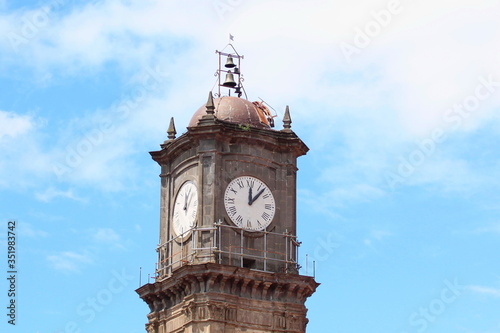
[155,221,301,280]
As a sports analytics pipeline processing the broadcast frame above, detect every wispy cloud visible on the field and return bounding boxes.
[364,229,393,247]
[47,251,93,273]
[0,0,498,199]
[17,222,49,238]
[35,187,86,203]
[0,119,54,189]
[0,110,33,140]
[46,228,124,273]
[468,285,500,298]
[92,228,120,243]
[473,222,500,235]
[91,228,124,250]
[299,183,385,216]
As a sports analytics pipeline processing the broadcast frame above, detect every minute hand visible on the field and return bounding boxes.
[248,187,253,205]
[249,188,265,205]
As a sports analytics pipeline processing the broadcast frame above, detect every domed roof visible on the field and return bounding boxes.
[188,96,273,129]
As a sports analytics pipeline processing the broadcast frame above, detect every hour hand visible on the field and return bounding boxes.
[249,188,265,205]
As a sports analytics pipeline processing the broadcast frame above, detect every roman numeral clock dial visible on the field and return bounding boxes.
[224,176,276,231]
[172,181,198,238]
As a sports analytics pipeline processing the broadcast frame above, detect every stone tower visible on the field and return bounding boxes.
[136,46,318,333]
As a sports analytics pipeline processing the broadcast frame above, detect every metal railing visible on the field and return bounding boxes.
[155,221,300,279]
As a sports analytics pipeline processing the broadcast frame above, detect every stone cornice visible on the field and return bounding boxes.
[149,119,309,166]
[136,263,319,313]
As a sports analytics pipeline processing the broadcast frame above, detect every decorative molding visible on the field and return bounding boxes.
[151,117,309,166]
[137,263,318,332]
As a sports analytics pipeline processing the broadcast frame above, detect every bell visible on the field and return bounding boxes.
[235,86,242,97]
[233,67,240,74]
[224,55,236,68]
[223,71,237,87]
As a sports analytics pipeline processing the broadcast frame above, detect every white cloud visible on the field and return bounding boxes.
[46,228,124,274]
[93,228,120,242]
[0,1,216,71]
[17,222,49,238]
[0,111,56,189]
[226,0,500,201]
[473,222,500,235]
[92,228,124,250]
[35,187,86,202]
[364,229,393,247]
[299,183,385,219]
[0,0,498,197]
[0,110,33,141]
[47,251,93,273]
[371,230,393,241]
[468,285,500,298]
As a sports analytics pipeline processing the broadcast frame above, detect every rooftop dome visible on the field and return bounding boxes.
[188,96,273,129]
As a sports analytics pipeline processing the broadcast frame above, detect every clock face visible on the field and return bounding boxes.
[172,181,198,237]
[224,176,276,231]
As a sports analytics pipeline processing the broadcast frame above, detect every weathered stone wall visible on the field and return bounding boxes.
[152,120,307,275]
[137,263,318,333]
[142,118,316,333]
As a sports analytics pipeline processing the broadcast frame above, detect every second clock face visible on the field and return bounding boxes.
[172,181,198,237]
[224,176,276,231]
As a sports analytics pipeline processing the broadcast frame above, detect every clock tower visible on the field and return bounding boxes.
[136,45,318,333]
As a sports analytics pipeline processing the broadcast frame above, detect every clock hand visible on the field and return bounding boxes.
[183,188,191,211]
[248,187,253,205]
[250,188,265,205]
[187,192,194,209]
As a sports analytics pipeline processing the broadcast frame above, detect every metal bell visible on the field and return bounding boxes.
[224,55,236,68]
[235,86,242,97]
[223,71,237,87]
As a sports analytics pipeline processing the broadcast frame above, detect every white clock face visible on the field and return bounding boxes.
[224,176,276,231]
[172,181,198,237]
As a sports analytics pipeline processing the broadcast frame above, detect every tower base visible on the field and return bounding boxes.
[136,263,319,333]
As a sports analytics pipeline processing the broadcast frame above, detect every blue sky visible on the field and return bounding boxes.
[0,0,499,332]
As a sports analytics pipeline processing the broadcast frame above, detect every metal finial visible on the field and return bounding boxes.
[167,117,177,140]
[206,91,215,115]
[282,105,292,132]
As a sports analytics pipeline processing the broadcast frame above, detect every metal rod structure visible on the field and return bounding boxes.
[154,223,301,279]
[216,47,243,97]
[296,238,300,271]
[217,52,222,97]
[218,221,222,264]
[263,230,267,272]
[240,227,244,268]
[285,229,289,272]
[216,51,244,58]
